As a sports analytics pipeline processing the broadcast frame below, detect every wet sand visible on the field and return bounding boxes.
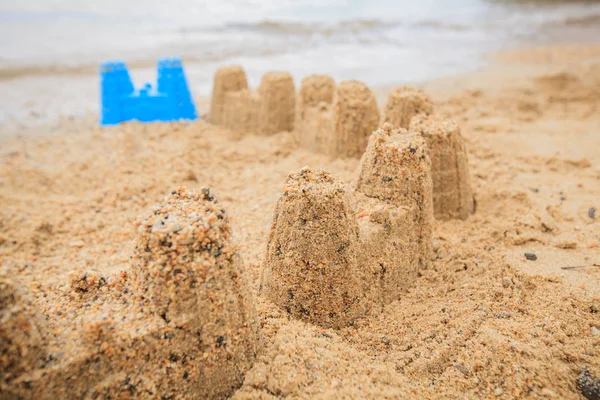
[1,43,599,398]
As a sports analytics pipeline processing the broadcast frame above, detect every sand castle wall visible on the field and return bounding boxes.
[261,124,434,328]
[410,115,474,220]
[3,188,260,399]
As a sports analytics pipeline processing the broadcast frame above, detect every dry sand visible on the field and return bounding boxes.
[1,44,599,399]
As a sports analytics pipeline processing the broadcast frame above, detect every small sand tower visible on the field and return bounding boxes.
[295,75,336,152]
[132,187,259,398]
[384,86,433,129]
[259,72,296,135]
[297,75,336,112]
[333,81,380,157]
[0,275,46,387]
[210,65,249,125]
[262,168,371,329]
[410,115,474,220]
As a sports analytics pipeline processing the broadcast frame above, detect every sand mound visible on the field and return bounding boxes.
[0,275,46,386]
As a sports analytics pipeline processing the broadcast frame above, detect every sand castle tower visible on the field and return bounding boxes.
[410,115,474,220]
[132,187,259,398]
[297,75,336,117]
[0,275,46,387]
[261,169,371,329]
[210,65,249,125]
[295,75,336,152]
[354,124,434,300]
[258,72,296,135]
[334,80,381,157]
[384,86,434,129]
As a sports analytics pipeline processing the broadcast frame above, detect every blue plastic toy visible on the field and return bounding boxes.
[100,58,197,125]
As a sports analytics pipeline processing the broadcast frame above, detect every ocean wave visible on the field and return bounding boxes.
[561,13,600,27]
[0,60,155,80]
[414,20,470,31]
[182,18,400,36]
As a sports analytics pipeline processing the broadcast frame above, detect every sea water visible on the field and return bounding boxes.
[1,0,599,124]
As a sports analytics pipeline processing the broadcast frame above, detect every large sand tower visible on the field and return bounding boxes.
[132,187,260,398]
[262,169,371,329]
[354,124,434,271]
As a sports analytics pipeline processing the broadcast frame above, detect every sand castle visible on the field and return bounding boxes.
[261,124,434,328]
[209,66,473,220]
[1,188,259,399]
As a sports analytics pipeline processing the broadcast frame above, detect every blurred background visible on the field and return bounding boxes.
[1,0,600,125]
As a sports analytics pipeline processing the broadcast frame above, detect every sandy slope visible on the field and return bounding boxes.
[0,44,599,399]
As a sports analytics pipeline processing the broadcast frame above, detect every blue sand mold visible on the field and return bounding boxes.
[100,58,197,125]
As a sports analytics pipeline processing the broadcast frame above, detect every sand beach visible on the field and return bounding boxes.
[1,0,600,398]
[0,42,599,398]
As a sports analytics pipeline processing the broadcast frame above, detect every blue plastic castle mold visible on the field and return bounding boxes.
[100,58,197,125]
